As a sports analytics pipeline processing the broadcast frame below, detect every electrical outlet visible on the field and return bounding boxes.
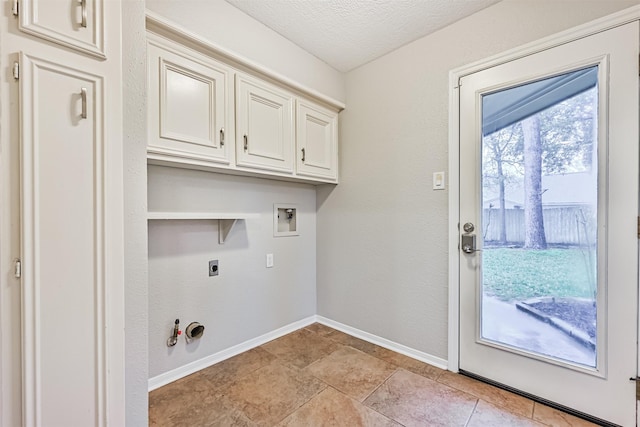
[266,253,274,268]
[209,260,219,276]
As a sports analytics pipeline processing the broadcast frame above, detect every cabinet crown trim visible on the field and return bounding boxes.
[146,11,345,112]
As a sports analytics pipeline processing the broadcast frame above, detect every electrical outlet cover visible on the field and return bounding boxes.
[209,259,219,276]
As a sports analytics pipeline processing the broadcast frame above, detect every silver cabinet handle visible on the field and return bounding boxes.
[220,128,225,146]
[80,0,87,28]
[80,87,87,119]
[301,148,306,162]
[243,135,248,151]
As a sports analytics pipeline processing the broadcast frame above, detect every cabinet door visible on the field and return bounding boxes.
[235,74,294,174]
[19,0,105,58]
[19,53,115,426]
[148,40,231,166]
[296,101,338,181]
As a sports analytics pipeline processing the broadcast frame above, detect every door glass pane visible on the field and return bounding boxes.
[480,66,598,368]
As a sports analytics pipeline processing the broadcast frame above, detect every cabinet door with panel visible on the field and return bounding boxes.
[19,53,120,426]
[235,73,294,174]
[296,100,338,181]
[18,0,105,58]
[148,39,232,166]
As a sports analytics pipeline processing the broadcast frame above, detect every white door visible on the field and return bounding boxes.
[19,52,123,426]
[458,22,638,426]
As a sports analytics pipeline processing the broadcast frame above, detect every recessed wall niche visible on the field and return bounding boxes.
[274,204,298,237]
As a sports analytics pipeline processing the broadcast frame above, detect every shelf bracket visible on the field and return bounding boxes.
[147,212,251,244]
[218,219,238,244]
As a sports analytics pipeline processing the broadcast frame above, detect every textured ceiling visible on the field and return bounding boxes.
[225,0,502,72]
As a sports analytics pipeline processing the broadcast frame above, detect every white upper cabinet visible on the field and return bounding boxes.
[235,74,294,174]
[18,0,105,58]
[296,100,338,182]
[148,37,232,166]
[145,14,344,184]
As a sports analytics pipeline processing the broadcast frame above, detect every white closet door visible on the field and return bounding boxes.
[20,53,111,427]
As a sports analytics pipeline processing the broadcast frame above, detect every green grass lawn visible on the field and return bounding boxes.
[482,247,595,302]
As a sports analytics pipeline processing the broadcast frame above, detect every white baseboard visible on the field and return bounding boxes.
[148,315,316,391]
[316,316,448,370]
[148,314,449,391]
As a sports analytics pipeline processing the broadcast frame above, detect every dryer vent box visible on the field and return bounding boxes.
[274,204,298,237]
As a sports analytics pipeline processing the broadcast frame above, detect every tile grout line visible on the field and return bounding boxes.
[272,381,329,425]
[322,328,446,383]
[434,373,537,420]
[217,348,278,389]
[309,325,457,422]
[360,367,401,404]
[463,399,480,427]
[262,328,340,425]
[303,328,413,425]
[530,402,554,427]
[528,399,536,420]
[226,353,330,425]
[359,368,409,426]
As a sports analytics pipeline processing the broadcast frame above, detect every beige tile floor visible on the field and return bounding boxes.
[149,323,598,426]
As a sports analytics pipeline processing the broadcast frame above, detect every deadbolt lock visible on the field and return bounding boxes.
[461,234,477,254]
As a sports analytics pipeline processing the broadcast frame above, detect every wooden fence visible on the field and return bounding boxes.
[482,207,596,245]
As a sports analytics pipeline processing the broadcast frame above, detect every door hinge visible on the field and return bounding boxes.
[12,0,18,16]
[637,216,640,239]
[14,259,21,279]
[12,62,19,80]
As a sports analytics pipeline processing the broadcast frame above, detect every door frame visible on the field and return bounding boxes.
[447,5,640,374]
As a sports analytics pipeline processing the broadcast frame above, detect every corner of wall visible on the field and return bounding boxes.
[122,1,149,426]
